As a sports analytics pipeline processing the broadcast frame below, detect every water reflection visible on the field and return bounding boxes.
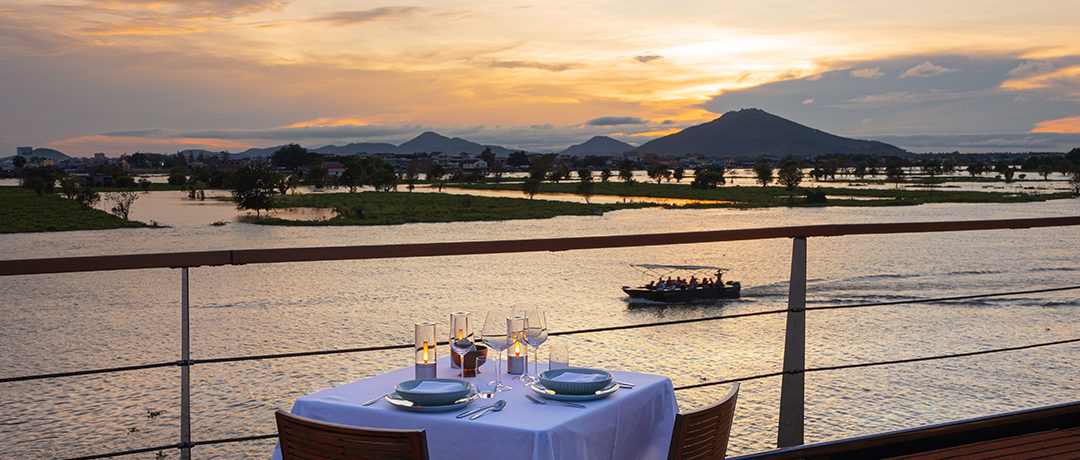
[0,189,1078,457]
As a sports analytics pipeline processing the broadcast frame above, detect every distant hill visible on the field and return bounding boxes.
[561,136,635,156]
[635,108,908,158]
[397,131,512,155]
[234,145,289,158]
[312,142,400,155]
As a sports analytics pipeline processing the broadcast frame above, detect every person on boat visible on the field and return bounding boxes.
[715,270,724,284]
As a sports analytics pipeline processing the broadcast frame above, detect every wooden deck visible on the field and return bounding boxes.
[730,401,1080,460]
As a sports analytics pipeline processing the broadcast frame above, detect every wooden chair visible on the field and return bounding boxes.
[275,410,429,460]
[668,383,740,460]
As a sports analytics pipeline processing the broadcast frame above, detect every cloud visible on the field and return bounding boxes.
[634,54,663,63]
[305,7,426,26]
[850,67,883,79]
[1007,61,1054,78]
[586,116,647,126]
[801,98,814,105]
[1031,115,1080,133]
[485,60,581,72]
[899,60,956,78]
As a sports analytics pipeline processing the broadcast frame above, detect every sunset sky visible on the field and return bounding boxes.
[2,0,1080,156]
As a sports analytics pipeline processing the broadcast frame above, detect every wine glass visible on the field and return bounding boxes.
[481,311,513,392]
[522,309,548,384]
[449,312,474,378]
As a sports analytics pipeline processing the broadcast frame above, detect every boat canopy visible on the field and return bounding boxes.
[632,264,729,271]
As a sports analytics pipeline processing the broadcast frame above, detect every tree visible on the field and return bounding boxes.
[1066,164,1080,195]
[530,154,556,183]
[777,163,802,193]
[168,166,188,186]
[647,164,668,184]
[885,163,905,187]
[993,160,1016,182]
[489,159,505,183]
[12,155,26,168]
[600,167,612,183]
[139,178,152,192]
[753,162,774,187]
[272,144,312,171]
[691,165,725,189]
[672,167,685,183]
[21,168,55,196]
[618,160,635,185]
[967,163,985,177]
[305,158,330,189]
[1037,163,1054,180]
[507,151,530,167]
[369,164,398,191]
[231,164,277,217]
[921,159,943,177]
[575,168,595,203]
[340,157,370,192]
[522,177,541,199]
[106,191,140,220]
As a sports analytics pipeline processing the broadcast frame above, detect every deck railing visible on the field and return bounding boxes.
[2,216,1079,459]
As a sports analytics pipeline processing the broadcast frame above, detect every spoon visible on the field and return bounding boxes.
[469,399,506,419]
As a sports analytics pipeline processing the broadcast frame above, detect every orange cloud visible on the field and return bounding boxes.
[1031,116,1080,133]
[282,117,374,128]
[630,128,682,137]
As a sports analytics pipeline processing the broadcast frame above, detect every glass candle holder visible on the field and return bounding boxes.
[507,316,526,375]
[414,322,437,379]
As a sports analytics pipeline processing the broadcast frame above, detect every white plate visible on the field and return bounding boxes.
[384,390,479,412]
[530,381,618,401]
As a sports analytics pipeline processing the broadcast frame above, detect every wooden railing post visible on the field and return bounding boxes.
[180,268,192,460]
[778,237,807,447]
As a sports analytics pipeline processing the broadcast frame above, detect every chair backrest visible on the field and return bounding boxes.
[668,383,740,460]
[275,410,429,460]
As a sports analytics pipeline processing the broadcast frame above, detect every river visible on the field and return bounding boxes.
[0,190,1078,458]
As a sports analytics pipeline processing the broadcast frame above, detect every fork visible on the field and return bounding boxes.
[524,393,587,409]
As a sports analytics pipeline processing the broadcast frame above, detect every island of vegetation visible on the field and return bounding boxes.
[2,144,1078,233]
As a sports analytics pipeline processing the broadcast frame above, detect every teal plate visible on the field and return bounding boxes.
[384,391,478,412]
[530,381,618,401]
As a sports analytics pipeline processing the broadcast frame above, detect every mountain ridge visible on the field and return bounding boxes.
[635,108,908,158]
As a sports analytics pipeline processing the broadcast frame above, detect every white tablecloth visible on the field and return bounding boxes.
[271,357,678,460]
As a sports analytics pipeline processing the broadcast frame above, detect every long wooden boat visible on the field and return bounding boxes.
[622,281,741,302]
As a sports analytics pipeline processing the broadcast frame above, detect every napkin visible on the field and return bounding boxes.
[410,381,465,393]
[549,372,609,382]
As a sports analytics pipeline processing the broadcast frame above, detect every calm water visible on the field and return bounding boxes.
[1,192,1078,458]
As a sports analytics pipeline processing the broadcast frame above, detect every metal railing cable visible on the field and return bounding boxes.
[672,336,1080,391]
[58,335,1080,459]
[5,284,1079,385]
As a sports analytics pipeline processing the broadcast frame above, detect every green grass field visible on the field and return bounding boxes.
[259,191,650,226]
[0,187,149,233]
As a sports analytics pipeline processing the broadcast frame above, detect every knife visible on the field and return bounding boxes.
[455,401,496,418]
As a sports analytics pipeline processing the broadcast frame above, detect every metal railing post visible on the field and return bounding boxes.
[181,268,192,460]
[777,237,807,447]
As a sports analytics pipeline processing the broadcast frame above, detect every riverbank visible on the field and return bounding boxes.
[258,191,650,226]
[450,182,1076,207]
[0,187,148,233]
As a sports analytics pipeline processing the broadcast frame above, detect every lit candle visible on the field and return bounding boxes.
[415,322,437,379]
[507,317,526,375]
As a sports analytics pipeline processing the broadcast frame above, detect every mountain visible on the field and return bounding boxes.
[312,142,400,155]
[560,136,635,156]
[234,145,289,158]
[397,131,511,155]
[635,108,908,158]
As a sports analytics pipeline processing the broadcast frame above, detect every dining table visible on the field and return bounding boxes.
[271,356,679,460]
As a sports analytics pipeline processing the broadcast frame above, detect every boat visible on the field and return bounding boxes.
[622,264,741,302]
